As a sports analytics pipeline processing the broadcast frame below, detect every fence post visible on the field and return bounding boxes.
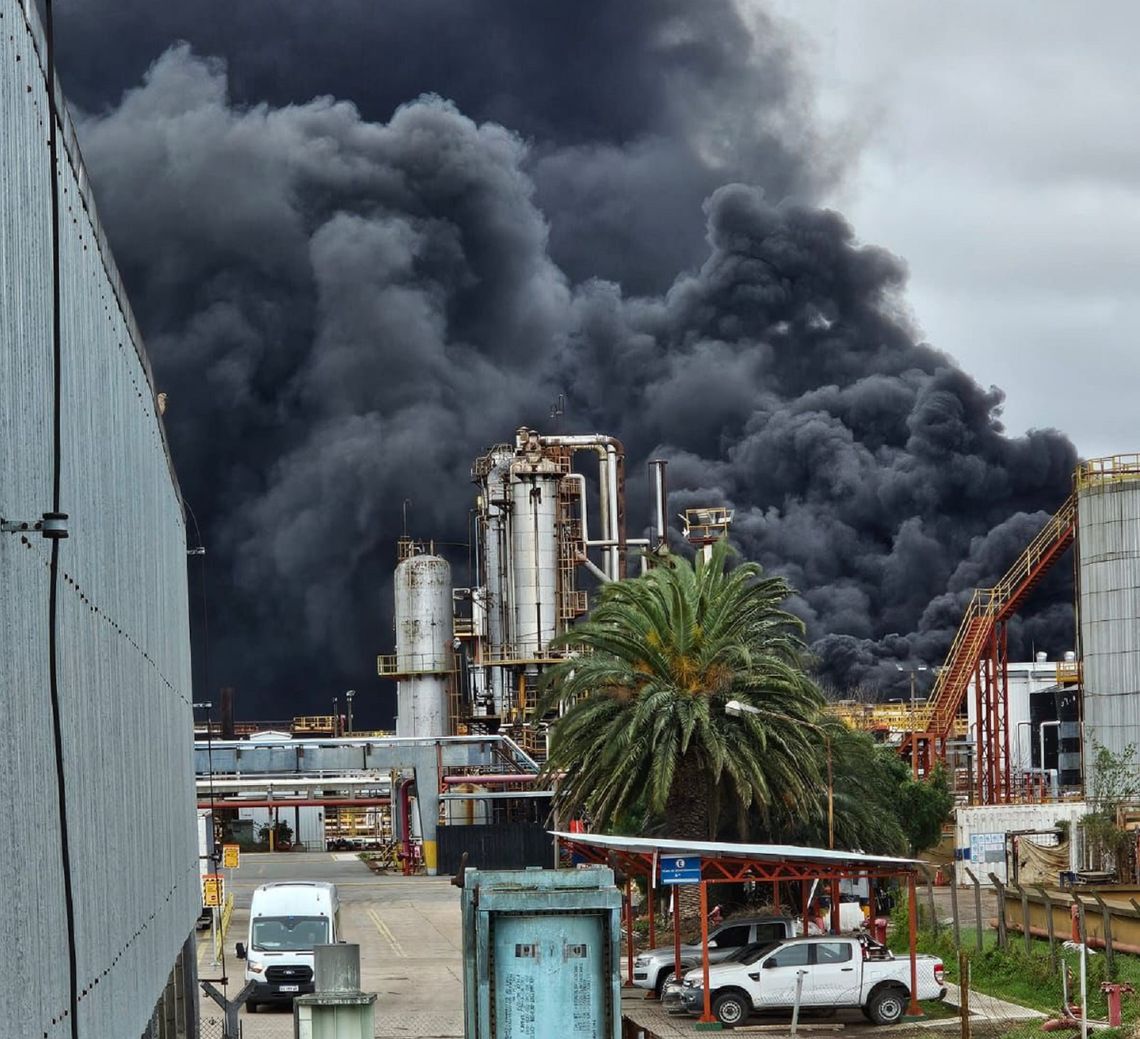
[1015,882,1032,955]
[959,950,971,1039]
[988,873,1008,949]
[1076,895,1088,949]
[964,868,983,954]
[1092,893,1115,979]
[1036,884,1058,971]
[949,862,961,949]
[921,865,940,936]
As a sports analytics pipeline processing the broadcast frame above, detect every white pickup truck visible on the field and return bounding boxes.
[678,935,945,1027]
[633,916,798,998]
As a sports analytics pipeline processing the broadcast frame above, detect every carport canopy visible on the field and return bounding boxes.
[550,831,928,1027]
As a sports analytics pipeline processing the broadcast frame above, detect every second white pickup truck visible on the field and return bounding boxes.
[678,935,945,1027]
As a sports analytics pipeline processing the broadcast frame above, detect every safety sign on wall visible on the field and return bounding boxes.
[222,844,240,869]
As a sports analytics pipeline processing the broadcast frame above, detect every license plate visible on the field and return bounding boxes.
[279,984,299,993]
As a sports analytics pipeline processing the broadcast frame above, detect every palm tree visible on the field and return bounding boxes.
[539,539,825,843]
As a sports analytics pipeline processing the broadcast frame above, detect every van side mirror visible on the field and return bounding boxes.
[235,943,247,959]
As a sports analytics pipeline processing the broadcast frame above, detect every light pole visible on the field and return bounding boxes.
[896,665,928,780]
[345,689,355,735]
[725,700,833,850]
[333,696,339,737]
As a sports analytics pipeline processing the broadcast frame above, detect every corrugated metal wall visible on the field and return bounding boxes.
[1078,478,1140,790]
[1,2,199,1035]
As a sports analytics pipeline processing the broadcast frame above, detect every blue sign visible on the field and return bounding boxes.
[660,855,702,885]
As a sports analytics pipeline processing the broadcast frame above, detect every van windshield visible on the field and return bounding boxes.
[252,916,329,951]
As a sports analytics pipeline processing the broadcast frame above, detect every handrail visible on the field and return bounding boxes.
[923,493,1077,737]
[1074,454,1140,492]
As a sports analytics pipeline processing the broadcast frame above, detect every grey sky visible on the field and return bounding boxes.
[760,1,1138,461]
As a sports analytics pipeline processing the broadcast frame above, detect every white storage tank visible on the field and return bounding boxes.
[1076,456,1140,788]
[394,553,453,737]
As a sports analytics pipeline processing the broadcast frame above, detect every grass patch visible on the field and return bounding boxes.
[886,890,1140,1033]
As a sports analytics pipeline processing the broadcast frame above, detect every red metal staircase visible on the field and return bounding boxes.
[900,492,1077,802]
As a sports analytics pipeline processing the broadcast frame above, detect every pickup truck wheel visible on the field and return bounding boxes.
[867,986,907,1025]
[655,971,674,999]
[713,991,750,1027]
[246,1001,258,1014]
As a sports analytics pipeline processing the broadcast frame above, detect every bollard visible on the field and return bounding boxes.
[1100,983,1134,1027]
[294,944,377,1039]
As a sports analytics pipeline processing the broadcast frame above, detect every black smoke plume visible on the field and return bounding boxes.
[57,5,1077,724]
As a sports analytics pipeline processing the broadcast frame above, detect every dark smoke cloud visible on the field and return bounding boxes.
[60,10,1078,723]
[57,0,829,295]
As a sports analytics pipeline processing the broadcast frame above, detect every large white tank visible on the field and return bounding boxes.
[510,460,560,658]
[1077,457,1140,788]
[394,554,453,738]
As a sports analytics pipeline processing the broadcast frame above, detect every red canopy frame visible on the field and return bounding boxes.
[555,834,926,1027]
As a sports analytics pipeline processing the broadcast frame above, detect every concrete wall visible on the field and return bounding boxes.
[0,2,199,1035]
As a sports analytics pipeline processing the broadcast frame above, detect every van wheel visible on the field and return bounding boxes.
[867,986,907,1025]
[713,990,750,1027]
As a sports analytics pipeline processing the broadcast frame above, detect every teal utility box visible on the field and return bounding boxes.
[461,866,622,1038]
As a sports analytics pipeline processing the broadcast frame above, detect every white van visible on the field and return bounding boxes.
[236,881,340,1011]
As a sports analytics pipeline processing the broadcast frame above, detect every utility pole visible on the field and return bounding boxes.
[345,689,355,735]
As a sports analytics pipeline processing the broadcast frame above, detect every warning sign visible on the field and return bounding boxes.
[222,844,240,870]
[202,873,224,907]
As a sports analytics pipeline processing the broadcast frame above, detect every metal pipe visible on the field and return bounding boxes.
[1016,720,1032,771]
[579,554,611,585]
[441,773,539,785]
[197,798,389,808]
[607,445,620,579]
[650,459,668,549]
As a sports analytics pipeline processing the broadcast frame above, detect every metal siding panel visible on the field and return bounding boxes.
[2,1,198,1034]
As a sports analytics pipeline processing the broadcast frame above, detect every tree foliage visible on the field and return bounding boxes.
[538,540,824,839]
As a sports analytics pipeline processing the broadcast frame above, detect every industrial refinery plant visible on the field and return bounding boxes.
[380,427,669,754]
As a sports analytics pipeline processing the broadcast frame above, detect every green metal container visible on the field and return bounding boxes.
[461,866,622,1038]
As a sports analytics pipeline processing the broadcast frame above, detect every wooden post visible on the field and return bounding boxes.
[949,862,961,949]
[830,878,841,934]
[1016,883,1031,955]
[1036,884,1058,971]
[959,950,971,1039]
[699,881,714,1024]
[989,874,1008,949]
[1092,893,1115,979]
[964,868,983,954]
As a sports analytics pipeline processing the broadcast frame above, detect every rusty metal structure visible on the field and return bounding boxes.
[877,455,1140,805]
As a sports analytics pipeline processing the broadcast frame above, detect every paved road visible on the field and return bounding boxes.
[196,852,464,1038]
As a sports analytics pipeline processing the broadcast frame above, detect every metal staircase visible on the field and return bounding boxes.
[900,492,1077,801]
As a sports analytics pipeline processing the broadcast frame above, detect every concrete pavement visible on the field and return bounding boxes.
[196,852,464,1038]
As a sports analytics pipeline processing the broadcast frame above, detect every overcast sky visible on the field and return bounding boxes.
[759,1,1137,461]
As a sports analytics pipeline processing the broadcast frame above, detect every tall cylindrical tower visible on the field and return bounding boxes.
[1076,455,1140,787]
[510,447,560,660]
[394,553,453,737]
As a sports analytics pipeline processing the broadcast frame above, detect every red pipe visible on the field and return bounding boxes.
[441,774,539,785]
[198,798,389,808]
